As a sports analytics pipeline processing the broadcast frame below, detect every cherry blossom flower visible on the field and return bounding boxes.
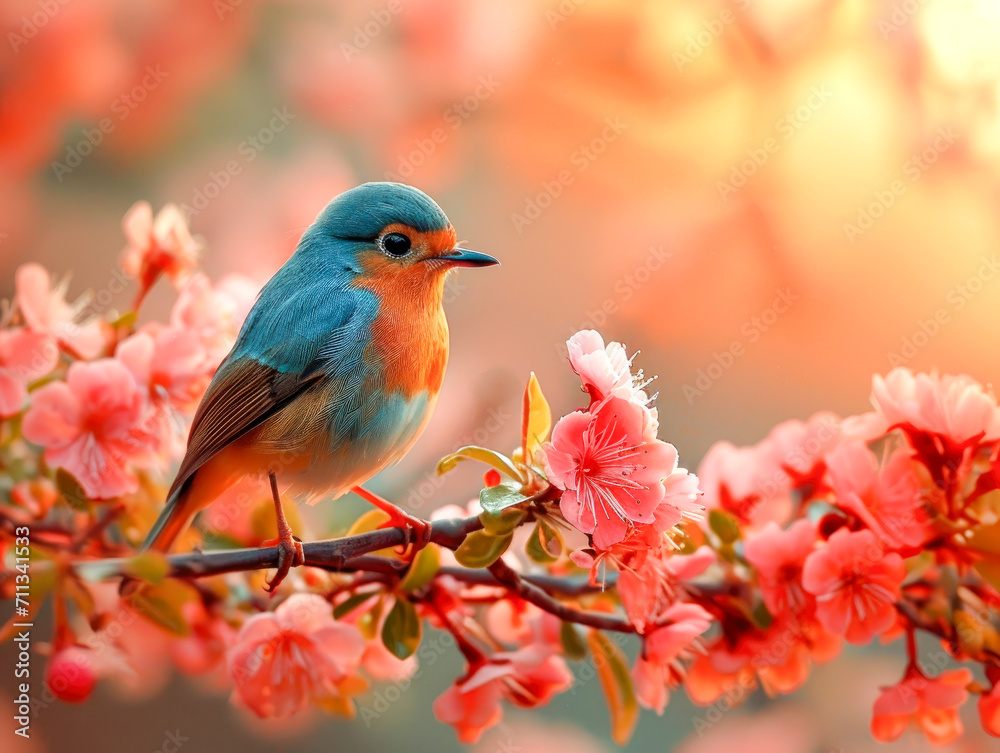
[228,593,366,719]
[14,263,106,359]
[801,528,905,645]
[121,201,200,302]
[0,327,58,416]
[21,359,159,499]
[169,273,246,366]
[566,329,648,405]
[826,442,930,551]
[871,667,972,745]
[869,368,1000,442]
[544,395,679,550]
[743,519,816,615]
[633,602,713,714]
[979,680,1000,737]
[433,646,573,743]
[697,440,791,527]
[170,602,235,681]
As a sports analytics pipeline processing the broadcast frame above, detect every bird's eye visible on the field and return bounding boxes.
[380,232,412,257]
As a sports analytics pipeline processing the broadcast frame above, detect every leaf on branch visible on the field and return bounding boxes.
[588,630,639,746]
[560,621,588,660]
[55,468,91,510]
[708,509,741,544]
[526,519,562,563]
[381,598,422,660]
[480,484,529,514]
[521,371,552,464]
[122,551,170,584]
[127,579,196,636]
[334,591,379,620]
[454,530,513,568]
[436,446,525,484]
[400,544,440,593]
[480,507,527,536]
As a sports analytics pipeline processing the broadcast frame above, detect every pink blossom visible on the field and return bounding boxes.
[118,327,212,414]
[566,330,642,404]
[121,201,200,296]
[870,368,1000,442]
[801,528,904,645]
[697,440,791,527]
[170,601,235,680]
[228,593,366,719]
[170,273,244,365]
[21,359,159,498]
[633,602,713,714]
[871,668,972,745]
[433,647,573,743]
[0,327,58,416]
[14,263,106,359]
[743,520,816,615]
[826,442,931,551]
[544,396,679,550]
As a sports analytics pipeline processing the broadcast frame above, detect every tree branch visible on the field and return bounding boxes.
[75,515,483,582]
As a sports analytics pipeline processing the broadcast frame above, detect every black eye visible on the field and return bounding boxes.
[380,232,412,257]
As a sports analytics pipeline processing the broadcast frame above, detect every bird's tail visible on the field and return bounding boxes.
[141,484,196,553]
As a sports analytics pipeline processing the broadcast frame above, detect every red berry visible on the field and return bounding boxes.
[484,469,502,488]
[46,647,97,703]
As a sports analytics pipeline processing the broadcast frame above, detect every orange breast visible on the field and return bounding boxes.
[353,260,451,399]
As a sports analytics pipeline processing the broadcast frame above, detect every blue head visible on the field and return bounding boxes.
[295,182,497,277]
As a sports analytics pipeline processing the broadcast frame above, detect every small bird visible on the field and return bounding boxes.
[139,182,498,590]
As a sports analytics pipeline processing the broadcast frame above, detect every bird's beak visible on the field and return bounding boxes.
[440,248,500,268]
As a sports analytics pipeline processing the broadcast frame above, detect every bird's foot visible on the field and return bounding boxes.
[351,486,432,560]
[262,534,304,593]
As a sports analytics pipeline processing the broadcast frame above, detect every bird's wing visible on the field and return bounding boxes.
[166,278,375,500]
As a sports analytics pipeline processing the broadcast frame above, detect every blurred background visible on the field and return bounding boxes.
[4,0,1000,750]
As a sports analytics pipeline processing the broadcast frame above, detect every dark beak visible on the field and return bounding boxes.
[441,248,500,268]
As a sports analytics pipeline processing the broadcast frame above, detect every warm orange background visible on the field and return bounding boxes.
[4,1,1000,751]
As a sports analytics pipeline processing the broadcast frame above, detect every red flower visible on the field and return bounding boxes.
[871,667,972,745]
[743,519,816,615]
[21,359,159,498]
[0,327,57,417]
[228,594,366,719]
[433,647,573,743]
[544,396,678,550]
[801,528,904,645]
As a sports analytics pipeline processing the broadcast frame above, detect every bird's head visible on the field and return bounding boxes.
[300,183,497,298]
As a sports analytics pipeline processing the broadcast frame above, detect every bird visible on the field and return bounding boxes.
[137,182,498,591]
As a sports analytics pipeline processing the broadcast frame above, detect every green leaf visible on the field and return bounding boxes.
[334,591,378,620]
[480,507,527,536]
[357,598,384,641]
[454,530,513,569]
[521,372,552,463]
[708,509,741,544]
[480,484,529,514]
[400,545,440,593]
[526,520,562,563]
[122,551,170,585]
[559,621,587,660]
[55,469,91,510]
[128,579,195,636]
[588,630,639,746]
[437,446,525,483]
[381,598,422,660]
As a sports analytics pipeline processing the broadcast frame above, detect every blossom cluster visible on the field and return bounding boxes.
[1,204,1000,747]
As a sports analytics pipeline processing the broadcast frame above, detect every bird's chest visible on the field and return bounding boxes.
[366,291,450,398]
